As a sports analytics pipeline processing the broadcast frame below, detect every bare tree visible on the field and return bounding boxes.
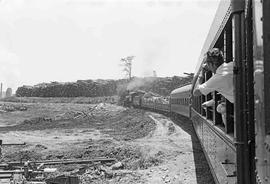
[120,56,135,80]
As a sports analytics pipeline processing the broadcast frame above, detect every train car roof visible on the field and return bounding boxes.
[170,84,192,95]
[192,0,244,91]
[129,90,146,95]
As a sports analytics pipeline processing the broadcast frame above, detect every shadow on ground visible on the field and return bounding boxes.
[171,113,215,184]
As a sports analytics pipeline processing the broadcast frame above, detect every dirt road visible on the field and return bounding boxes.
[131,113,214,184]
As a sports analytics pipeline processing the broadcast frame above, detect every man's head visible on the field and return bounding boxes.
[205,48,224,73]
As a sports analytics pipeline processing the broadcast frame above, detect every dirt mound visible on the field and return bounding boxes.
[0,104,155,141]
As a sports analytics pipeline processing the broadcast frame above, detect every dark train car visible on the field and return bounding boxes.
[133,95,141,107]
[126,90,145,107]
[141,96,170,113]
[141,96,155,110]
[190,0,269,184]
[154,100,170,113]
[170,84,191,117]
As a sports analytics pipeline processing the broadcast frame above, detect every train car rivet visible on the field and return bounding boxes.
[265,177,268,181]
[264,159,268,163]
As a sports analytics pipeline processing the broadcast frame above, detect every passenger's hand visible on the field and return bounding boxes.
[198,75,204,84]
[202,63,209,72]
[202,99,215,107]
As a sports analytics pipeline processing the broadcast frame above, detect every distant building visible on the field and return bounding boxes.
[6,88,12,97]
[153,70,157,77]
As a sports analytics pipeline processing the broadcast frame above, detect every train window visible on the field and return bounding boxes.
[200,75,206,117]
[198,96,201,113]
[213,91,222,125]
[192,93,202,114]
[205,71,213,121]
[223,19,234,134]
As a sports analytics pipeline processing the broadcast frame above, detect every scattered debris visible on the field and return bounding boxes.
[0,102,214,184]
[111,162,124,170]
[0,104,27,112]
[35,144,48,150]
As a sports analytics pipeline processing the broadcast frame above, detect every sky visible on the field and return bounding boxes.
[0,0,220,91]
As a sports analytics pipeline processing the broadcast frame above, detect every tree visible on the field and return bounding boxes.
[120,56,135,80]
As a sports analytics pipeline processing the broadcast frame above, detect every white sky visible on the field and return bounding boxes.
[0,0,220,91]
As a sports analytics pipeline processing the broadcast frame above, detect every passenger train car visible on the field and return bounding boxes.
[126,0,269,183]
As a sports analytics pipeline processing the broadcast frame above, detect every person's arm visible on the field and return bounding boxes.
[193,72,204,96]
[197,73,222,96]
[202,99,215,108]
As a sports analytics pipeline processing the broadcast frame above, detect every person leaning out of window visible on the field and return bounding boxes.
[193,48,234,124]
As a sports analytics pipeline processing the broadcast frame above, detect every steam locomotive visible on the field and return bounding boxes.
[125,0,270,183]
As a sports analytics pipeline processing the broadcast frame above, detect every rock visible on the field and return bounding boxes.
[111,162,124,170]
[35,144,47,149]
[165,177,170,183]
[105,171,114,178]
[56,154,64,159]
[99,166,114,178]
[162,175,166,180]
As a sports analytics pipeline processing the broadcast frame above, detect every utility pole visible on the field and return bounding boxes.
[0,83,2,98]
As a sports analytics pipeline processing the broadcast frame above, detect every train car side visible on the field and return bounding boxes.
[141,97,170,114]
[190,1,241,183]
[170,84,191,117]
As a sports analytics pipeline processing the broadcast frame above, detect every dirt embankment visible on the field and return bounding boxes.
[0,102,214,184]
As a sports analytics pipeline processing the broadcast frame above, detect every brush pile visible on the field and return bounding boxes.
[15,76,193,98]
[16,80,118,98]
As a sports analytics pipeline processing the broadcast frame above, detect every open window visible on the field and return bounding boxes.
[205,71,213,121]
[223,19,234,134]
[194,17,234,135]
